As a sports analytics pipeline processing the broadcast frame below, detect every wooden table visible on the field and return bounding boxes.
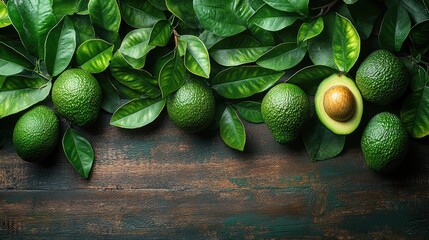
[1,111,429,239]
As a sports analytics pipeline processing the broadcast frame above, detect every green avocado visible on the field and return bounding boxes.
[314,73,363,135]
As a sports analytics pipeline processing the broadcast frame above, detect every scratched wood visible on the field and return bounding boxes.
[1,111,429,239]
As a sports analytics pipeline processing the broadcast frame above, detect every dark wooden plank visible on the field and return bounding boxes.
[1,112,429,239]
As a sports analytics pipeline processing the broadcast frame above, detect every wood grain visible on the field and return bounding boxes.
[1,112,429,239]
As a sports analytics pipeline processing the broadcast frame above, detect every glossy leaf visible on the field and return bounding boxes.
[88,0,121,32]
[0,41,35,76]
[166,0,200,29]
[247,23,276,46]
[7,0,57,58]
[119,28,155,69]
[149,20,172,47]
[212,66,283,99]
[0,1,11,28]
[409,20,429,54]
[193,0,253,37]
[70,15,96,47]
[120,0,166,28]
[210,35,271,67]
[0,77,51,118]
[400,0,429,24]
[249,4,298,31]
[62,127,94,179]
[44,17,76,77]
[233,101,264,123]
[76,39,114,73]
[343,0,358,3]
[148,0,167,11]
[332,13,360,73]
[303,117,346,161]
[345,0,381,40]
[179,35,211,78]
[110,97,166,129]
[379,4,411,52]
[52,0,79,17]
[262,0,308,15]
[110,51,160,98]
[308,13,336,69]
[256,43,307,71]
[99,74,121,114]
[220,106,246,151]
[287,65,338,95]
[199,31,225,49]
[298,17,324,44]
[159,52,187,98]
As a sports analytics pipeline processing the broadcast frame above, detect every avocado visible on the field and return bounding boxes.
[314,73,363,135]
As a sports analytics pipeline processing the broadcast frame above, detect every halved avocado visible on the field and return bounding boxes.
[314,73,363,135]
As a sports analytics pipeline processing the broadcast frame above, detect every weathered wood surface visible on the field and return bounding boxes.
[1,111,429,239]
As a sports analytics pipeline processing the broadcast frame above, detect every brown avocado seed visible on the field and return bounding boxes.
[323,85,356,122]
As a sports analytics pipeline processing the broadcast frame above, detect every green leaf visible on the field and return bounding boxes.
[110,51,160,98]
[70,15,96,47]
[149,20,172,47]
[220,106,246,151]
[119,28,155,69]
[99,73,121,114]
[345,0,381,40]
[233,101,264,123]
[159,52,187,98]
[248,4,298,31]
[0,1,11,28]
[262,0,308,15]
[0,41,35,76]
[178,35,211,78]
[44,17,76,77]
[247,23,276,46]
[297,17,324,44]
[409,20,429,54]
[120,0,166,28]
[166,0,200,29]
[52,0,79,18]
[110,97,166,129]
[62,127,94,179]
[256,43,307,71]
[303,117,346,161]
[7,0,57,58]
[193,0,253,37]
[199,31,225,49]
[400,0,429,24]
[76,39,114,73]
[332,13,360,73]
[88,0,121,32]
[379,4,411,52]
[308,13,336,69]
[148,0,167,11]
[287,65,338,95]
[210,35,271,67]
[212,66,283,99]
[0,77,51,118]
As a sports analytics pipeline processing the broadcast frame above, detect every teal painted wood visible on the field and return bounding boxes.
[1,112,429,239]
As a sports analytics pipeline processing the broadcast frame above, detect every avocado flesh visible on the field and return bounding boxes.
[314,73,363,135]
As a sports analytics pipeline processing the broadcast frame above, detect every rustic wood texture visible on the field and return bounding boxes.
[1,111,429,239]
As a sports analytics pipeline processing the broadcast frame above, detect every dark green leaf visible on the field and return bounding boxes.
[120,0,166,28]
[199,31,225,49]
[193,0,253,37]
[148,0,167,11]
[210,35,271,67]
[332,13,360,72]
[119,28,155,69]
[308,13,336,69]
[110,51,160,98]
[110,97,166,129]
[400,0,429,24]
[400,81,429,138]
[248,4,299,31]
[297,17,324,44]
[76,39,114,73]
[256,43,307,71]
[159,52,187,98]
[345,0,381,40]
[0,1,11,28]
[0,77,51,118]
[247,23,276,46]
[262,0,308,15]
[52,0,79,18]
[62,127,94,179]
[409,20,429,54]
[76,0,89,14]
[166,0,200,29]
[179,35,211,78]
[149,20,172,47]
[44,17,76,77]
[287,65,338,95]
[212,66,283,99]
[0,41,35,76]
[88,0,121,32]
[303,117,346,161]
[99,73,121,114]
[220,106,246,151]
[343,0,358,4]
[233,101,264,123]
[70,15,96,47]
[379,4,411,52]
[7,0,57,58]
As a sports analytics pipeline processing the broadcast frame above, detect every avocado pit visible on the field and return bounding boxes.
[323,85,356,122]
